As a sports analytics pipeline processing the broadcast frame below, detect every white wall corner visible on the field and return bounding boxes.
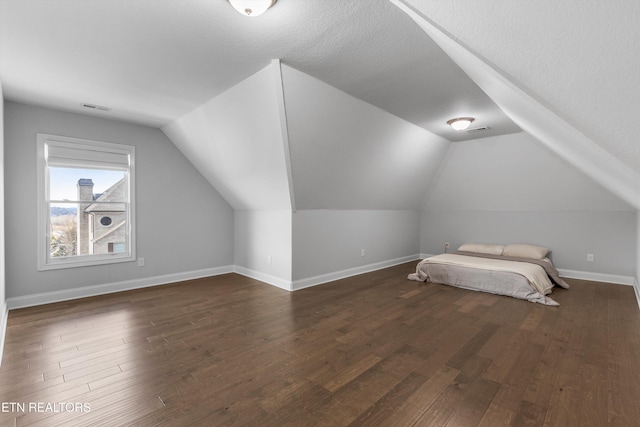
[272,59,296,212]
[292,254,420,291]
[420,144,456,210]
[636,210,640,309]
[0,301,7,367]
[233,265,293,291]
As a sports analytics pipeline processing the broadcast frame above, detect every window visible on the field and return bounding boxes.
[37,133,136,270]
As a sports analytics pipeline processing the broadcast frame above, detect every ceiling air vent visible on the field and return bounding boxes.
[467,126,491,133]
[83,103,111,111]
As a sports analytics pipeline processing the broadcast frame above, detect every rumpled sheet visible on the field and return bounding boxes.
[456,251,570,289]
[408,254,562,306]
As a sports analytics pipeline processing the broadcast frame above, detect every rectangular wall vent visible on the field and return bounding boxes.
[83,103,111,111]
[467,126,491,133]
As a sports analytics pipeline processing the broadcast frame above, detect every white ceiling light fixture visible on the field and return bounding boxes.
[447,117,475,131]
[228,0,276,17]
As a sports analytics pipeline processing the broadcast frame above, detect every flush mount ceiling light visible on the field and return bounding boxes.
[447,117,475,131]
[228,0,276,17]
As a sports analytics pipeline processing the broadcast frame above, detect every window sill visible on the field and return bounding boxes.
[38,254,136,271]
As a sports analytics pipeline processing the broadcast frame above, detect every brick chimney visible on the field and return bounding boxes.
[77,179,94,255]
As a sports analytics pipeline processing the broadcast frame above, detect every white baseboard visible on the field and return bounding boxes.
[0,257,427,365]
[3,257,422,310]
[291,255,420,291]
[233,266,292,291]
[558,269,635,286]
[4,260,632,311]
[2,262,636,362]
[6,265,234,310]
[0,301,7,367]
[557,269,640,311]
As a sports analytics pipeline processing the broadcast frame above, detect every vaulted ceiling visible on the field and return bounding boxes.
[1,0,639,211]
[403,0,640,173]
[397,0,640,209]
[0,0,518,140]
[162,61,451,211]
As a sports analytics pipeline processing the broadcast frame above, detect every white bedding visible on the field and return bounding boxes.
[408,254,561,306]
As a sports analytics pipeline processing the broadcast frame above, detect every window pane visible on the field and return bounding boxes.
[49,168,129,257]
[50,202,78,258]
[38,134,135,270]
[49,167,126,202]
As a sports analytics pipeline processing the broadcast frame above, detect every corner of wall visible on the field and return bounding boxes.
[233,265,293,291]
[233,210,293,287]
[291,254,419,291]
[0,302,7,366]
[0,77,6,365]
[636,210,640,309]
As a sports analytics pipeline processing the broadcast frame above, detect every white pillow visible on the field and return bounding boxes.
[503,243,549,259]
[457,243,504,256]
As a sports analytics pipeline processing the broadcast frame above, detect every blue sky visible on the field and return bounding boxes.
[49,167,125,201]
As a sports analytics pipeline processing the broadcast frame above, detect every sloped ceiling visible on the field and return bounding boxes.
[0,0,518,141]
[425,132,634,212]
[162,64,292,211]
[392,0,640,209]
[399,0,640,172]
[162,61,450,211]
[280,64,449,210]
[1,0,638,213]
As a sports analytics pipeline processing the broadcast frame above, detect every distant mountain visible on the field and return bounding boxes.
[51,207,77,216]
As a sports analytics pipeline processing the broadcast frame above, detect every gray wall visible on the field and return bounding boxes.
[0,88,5,314]
[421,210,636,276]
[421,132,637,278]
[281,64,449,210]
[292,210,420,281]
[4,102,234,299]
[637,211,640,285]
[234,209,292,285]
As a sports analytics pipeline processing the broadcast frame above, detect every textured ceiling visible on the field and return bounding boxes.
[402,0,640,174]
[0,0,519,141]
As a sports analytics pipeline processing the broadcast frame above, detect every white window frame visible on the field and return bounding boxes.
[37,133,136,270]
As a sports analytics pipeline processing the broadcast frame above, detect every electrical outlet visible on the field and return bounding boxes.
[138,257,145,267]
[361,248,366,257]
[587,253,594,262]
[267,255,272,264]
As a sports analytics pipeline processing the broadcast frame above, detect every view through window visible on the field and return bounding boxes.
[37,134,135,270]
[49,167,127,258]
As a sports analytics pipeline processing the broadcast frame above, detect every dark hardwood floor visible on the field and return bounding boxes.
[1,262,639,426]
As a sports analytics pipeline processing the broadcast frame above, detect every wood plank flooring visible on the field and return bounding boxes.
[1,262,639,426]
